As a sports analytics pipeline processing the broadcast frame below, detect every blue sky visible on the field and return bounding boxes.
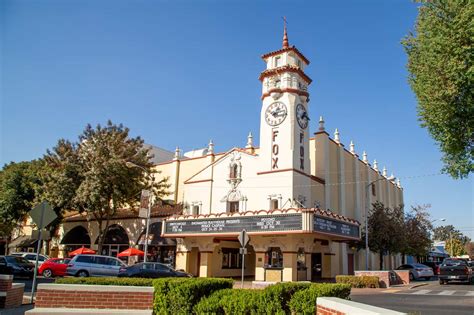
[1,0,472,238]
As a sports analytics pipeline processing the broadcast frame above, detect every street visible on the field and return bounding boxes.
[351,279,474,315]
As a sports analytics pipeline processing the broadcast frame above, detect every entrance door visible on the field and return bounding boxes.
[347,254,354,275]
[311,253,322,281]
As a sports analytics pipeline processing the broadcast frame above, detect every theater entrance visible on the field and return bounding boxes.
[311,253,322,281]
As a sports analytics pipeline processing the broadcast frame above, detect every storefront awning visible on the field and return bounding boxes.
[8,235,37,248]
[138,222,177,246]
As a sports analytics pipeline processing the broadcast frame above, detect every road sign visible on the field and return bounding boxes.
[30,201,56,228]
[238,230,250,248]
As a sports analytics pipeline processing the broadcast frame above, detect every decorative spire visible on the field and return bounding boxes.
[397,178,401,188]
[318,116,325,131]
[382,166,387,177]
[208,140,214,154]
[350,141,355,154]
[282,16,289,49]
[373,160,378,171]
[246,132,254,148]
[174,147,180,160]
[334,128,340,144]
[362,151,368,163]
[390,173,395,182]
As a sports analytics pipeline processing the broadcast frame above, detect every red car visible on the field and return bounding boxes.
[39,258,71,278]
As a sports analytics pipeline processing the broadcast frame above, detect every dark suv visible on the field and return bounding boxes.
[0,255,35,278]
[66,254,127,277]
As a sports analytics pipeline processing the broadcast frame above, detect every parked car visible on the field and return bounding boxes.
[421,261,440,275]
[11,252,49,267]
[396,263,434,281]
[66,254,127,277]
[118,262,192,278]
[39,258,71,278]
[0,255,35,279]
[439,258,472,285]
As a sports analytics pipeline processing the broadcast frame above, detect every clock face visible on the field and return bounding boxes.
[265,102,288,126]
[296,104,309,129]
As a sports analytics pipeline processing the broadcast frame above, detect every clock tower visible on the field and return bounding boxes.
[258,23,313,207]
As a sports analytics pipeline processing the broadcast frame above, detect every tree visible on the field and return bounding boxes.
[402,0,473,179]
[365,202,405,270]
[402,205,433,260]
[446,238,466,257]
[433,225,471,245]
[0,161,44,239]
[44,121,169,253]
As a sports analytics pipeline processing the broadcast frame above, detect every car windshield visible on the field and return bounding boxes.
[443,259,466,266]
[414,264,428,268]
[6,256,30,264]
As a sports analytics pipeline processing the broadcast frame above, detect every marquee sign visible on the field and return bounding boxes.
[313,215,360,239]
[164,213,302,235]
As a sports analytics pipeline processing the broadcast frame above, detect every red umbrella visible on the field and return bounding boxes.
[68,246,96,257]
[117,247,145,257]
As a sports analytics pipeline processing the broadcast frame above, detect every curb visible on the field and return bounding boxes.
[409,282,428,289]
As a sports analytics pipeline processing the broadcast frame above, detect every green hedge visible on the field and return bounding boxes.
[153,277,234,315]
[55,277,154,286]
[194,283,349,315]
[335,275,380,288]
[289,283,351,315]
[260,282,311,314]
[194,288,262,314]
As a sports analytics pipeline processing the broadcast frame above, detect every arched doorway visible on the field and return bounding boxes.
[96,224,130,257]
[61,226,91,256]
[137,222,176,266]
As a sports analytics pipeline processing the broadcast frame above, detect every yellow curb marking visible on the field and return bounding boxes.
[382,289,401,293]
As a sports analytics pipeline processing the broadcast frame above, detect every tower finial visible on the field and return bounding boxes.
[208,140,214,154]
[350,141,355,154]
[318,116,325,131]
[282,16,289,49]
[362,151,368,163]
[246,132,254,149]
[334,128,340,144]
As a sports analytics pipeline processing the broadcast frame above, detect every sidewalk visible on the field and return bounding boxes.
[0,304,33,315]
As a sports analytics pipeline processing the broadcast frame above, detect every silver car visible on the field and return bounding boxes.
[396,263,434,281]
[66,254,127,277]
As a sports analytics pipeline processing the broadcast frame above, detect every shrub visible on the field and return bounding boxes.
[153,277,234,315]
[260,282,311,314]
[335,275,380,288]
[289,283,351,315]
[194,288,262,315]
[55,277,154,286]
[194,282,312,315]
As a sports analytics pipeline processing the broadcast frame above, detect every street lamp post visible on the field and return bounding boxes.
[126,162,153,263]
[365,175,395,270]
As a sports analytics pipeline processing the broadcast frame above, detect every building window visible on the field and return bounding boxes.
[297,59,302,68]
[371,184,376,196]
[227,201,239,213]
[192,205,200,215]
[221,248,241,269]
[265,247,283,268]
[229,164,238,179]
[275,79,281,88]
[275,56,281,67]
[270,199,279,210]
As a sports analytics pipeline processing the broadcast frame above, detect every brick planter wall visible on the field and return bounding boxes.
[354,270,410,288]
[0,275,25,309]
[33,284,153,310]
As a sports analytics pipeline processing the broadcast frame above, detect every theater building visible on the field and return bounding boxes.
[153,27,404,281]
[50,26,403,280]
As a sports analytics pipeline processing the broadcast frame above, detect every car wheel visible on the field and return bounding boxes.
[439,279,444,285]
[76,270,89,277]
[42,269,53,278]
[409,273,414,281]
